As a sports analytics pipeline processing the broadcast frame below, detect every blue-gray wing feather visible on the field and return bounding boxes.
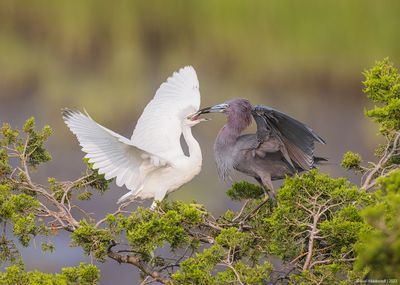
[252,105,325,170]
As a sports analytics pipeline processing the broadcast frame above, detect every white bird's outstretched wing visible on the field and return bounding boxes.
[131,66,200,160]
[62,110,169,193]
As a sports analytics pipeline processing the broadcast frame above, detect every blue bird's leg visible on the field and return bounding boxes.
[258,173,276,202]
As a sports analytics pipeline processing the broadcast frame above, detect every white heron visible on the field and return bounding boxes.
[62,66,206,208]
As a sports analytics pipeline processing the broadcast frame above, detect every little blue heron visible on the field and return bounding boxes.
[63,66,206,208]
[193,98,325,200]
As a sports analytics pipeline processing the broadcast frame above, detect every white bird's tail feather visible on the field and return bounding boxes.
[62,109,158,200]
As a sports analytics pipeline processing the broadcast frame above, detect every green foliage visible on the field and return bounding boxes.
[376,169,400,195]
[0,263,99,285]
[319,206,368,257]
[215,227,250,250]
[47,177,64,202]
[214,262,272,285]
[226,181,265,200]
[0,117,52,168]
[289,263,363,285]
[355,170,400,279]
[123,202,205,259]
[341,151,362,170]
[0,123,19,146]
[77,191,92,201]
[346,59,400,280]
[0,117,117,270]
[71,220,113,262]
[41,241,55,253]
[0,236,20,267]
[0,182,43,249]
[363,58,400,133]
[60,263,100,285]
[21,117,53,168]
[173,245,226,284]
[0,149,11,178]
[12,214,37,247]
[80,159,112,194]
[173,226,271,284]
[264,169,370,259]
[48,159,111,203]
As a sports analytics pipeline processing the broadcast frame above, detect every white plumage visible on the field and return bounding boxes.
[63,66,205,207]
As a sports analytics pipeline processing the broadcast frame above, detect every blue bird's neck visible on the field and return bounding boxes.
[214,124,242,181]
[217,111,251,146]
[216,124,242,146]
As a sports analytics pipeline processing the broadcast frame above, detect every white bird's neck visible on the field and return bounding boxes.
[182,126,202,163]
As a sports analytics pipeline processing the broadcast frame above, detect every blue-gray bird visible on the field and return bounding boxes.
[193,98,325,200]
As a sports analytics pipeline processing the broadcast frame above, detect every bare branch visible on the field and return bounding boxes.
[302,211,319,271]
[107,241,172,285]
[218,262,244,285]
[239,196,270,226]
[232,199,250,222]
[362,132,400,191]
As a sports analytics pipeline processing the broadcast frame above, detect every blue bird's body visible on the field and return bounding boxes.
[194,98,326,200]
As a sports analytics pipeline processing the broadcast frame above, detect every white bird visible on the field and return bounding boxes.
[62,66,206,208]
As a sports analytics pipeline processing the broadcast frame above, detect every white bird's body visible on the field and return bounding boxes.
[116,124,202,203]
[63,66,204,207]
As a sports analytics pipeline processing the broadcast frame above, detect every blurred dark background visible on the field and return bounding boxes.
[1,1,399,284]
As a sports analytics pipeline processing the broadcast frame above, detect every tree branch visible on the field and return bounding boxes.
[107,241,172,285]
[302,211,319,271]
[362,132,400,191]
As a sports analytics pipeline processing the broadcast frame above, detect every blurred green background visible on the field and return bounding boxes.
[1,1,399,284]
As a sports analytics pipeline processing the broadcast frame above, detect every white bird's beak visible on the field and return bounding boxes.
[187,113,211,121]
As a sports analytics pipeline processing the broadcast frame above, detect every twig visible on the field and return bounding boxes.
[362,132,400,191]
[218,262,244,285]
[239,196,270,226]
[232,200,249,222]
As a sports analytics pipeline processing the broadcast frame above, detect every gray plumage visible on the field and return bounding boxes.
[194,98,326,199]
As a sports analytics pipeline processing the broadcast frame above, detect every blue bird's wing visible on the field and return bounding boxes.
[251,105,325,170]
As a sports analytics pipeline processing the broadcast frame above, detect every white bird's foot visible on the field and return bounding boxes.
[150,191,167,210]
[150,200,158,210]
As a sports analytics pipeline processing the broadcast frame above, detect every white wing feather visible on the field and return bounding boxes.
[63,66,201,204]
[131,66,200,160]
[62,110,168,192]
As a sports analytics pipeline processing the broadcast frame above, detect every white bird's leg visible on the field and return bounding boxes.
[150,190,168,210]
[117,191,135,204]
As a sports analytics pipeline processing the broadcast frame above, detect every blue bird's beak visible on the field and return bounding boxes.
[189,103,228,120]
[190,103,229,120]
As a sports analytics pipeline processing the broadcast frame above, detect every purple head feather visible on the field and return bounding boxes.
[224,98,253,133]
